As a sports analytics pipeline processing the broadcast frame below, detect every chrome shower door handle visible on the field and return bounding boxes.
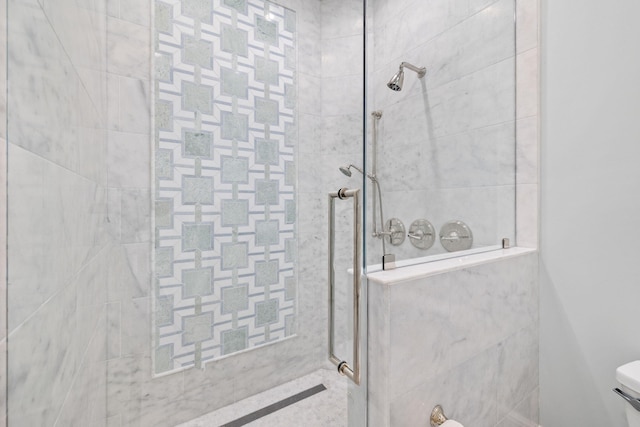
[328,188,361,385]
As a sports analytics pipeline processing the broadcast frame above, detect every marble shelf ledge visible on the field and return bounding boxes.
[366,247,537,286]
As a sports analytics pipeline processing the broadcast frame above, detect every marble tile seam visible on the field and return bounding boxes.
[50,305,107,427]
[6,143,108,185]
[6,242,111,338]
[22,7,110,120]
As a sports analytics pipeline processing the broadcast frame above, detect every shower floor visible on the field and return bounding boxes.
[176,368,348,427]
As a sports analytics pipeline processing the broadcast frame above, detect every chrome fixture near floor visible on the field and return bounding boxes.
[430,404,464,426]
[387,61,427,91]
[430,405,448,426]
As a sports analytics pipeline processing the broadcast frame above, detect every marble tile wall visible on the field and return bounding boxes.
[103,0,154,425]
[317,0,364,367]
[515,0,539,249]
[105,0,538,424]
[367,250,539,427]
[364,1,539,424]
[6,0,110,425]
[0,0,6,424]
[2,1,538,426]
[364,0,520,264]
[103,1,356,426]
[152,0,298,374]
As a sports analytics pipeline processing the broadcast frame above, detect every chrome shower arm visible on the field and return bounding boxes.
[400,62,426,78]
[347,164,377,182]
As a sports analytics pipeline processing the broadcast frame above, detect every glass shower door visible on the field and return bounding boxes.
[151,0,367,425]
[5,0,368,426]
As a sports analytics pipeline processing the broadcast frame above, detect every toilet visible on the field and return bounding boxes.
[616,361,640,427]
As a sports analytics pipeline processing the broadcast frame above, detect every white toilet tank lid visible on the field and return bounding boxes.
[617,361,640,392]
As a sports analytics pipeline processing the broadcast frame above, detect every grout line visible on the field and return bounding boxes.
[7,243,111,338]
[52,304,108,427]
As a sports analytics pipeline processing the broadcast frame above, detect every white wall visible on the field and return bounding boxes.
[540,1,640,426]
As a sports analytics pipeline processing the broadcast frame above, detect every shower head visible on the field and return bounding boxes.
[339,164,377,182]
[339,165,353,177]
[387,69,404,91]
[387,62,426,91]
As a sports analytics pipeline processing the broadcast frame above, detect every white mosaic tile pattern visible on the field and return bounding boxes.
[154,0,297,374]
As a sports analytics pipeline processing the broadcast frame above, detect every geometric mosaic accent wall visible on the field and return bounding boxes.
[153,0,297,375]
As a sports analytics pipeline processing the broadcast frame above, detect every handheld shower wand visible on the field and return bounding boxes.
[339,164,388,255]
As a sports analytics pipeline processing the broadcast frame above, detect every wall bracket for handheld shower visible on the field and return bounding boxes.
[387,62,427,91]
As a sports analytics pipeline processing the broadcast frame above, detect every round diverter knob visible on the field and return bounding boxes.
[408,219,435,250]
[439,220,473,252]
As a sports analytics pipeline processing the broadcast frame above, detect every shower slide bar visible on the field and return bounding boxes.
[328,187,362,385]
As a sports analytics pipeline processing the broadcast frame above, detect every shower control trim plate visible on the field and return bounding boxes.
[408,219,435,250]
[385,218,406,246]
[439,220,473,252]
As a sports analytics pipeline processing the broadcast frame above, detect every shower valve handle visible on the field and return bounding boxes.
[384,218,406,246]
[441,235,470,241]
[408,230,432,240]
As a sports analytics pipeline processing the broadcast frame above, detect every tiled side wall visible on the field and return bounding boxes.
[105,1,336,426]
[0,0,6,424]
[6,0,110,425]
[368,251,539,427]
[515,0,539,249]
[317,0,364,367]
[365,0,539,424]
[318,1,367,424]
[366,0,517,263]
[104,0,154,426]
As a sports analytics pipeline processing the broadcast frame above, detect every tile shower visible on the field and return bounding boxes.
[153,0,298,374]
[1,0,540,426]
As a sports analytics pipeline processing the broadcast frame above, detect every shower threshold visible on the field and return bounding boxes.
[176,368,348,426]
